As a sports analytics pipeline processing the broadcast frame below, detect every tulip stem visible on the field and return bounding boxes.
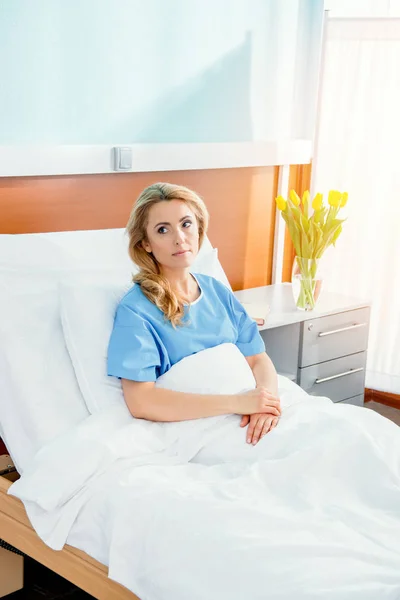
[293,257,319,311]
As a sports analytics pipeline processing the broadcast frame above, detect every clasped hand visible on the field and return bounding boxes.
[239,386,281,445]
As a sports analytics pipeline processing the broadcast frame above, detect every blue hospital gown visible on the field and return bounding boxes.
[107,273,265,382]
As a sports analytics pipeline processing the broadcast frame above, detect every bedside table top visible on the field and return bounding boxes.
[234,283,371,331]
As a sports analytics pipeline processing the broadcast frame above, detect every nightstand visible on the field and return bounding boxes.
[235,283,370,406]
[0,455,23,598]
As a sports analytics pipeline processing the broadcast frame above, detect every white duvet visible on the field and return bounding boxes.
[9,344,400,600]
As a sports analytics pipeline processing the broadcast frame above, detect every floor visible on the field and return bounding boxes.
[365,400,400,425]
[3,400,399,600]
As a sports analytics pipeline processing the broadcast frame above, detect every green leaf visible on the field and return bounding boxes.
[287,199,302,228]
[282,212,301,256]
[301,214,310,234]
[300,228,311,258]
[314,223,324,257]
[308,220,315,255]
[332,224,343,247]
[320,221,344,254]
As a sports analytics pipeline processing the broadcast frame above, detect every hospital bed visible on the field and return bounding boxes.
[1,200,400,600]
[0,175,248,599]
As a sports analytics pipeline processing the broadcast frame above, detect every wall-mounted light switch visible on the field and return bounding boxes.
[112,146,132,171]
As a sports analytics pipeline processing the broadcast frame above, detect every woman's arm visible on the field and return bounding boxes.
[245,352,278,396]
[240,353,281,444]
[121,379,281,422]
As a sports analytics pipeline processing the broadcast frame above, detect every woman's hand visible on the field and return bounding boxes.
[235,387,281,417]
[240,412,279,445]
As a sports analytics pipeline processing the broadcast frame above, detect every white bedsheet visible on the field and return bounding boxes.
[9,387,400,600]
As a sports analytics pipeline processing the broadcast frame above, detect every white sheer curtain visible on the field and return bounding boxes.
[312,18,400,393]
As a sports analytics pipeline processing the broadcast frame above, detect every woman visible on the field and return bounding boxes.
[107,182,281,446]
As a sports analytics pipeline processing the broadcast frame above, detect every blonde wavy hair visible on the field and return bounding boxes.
[126,182,209,327]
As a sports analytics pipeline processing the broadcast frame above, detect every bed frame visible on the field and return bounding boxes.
[0,474,138,599]
[0,166,308,598]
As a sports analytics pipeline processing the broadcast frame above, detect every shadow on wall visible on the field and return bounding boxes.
[103,32,254,144]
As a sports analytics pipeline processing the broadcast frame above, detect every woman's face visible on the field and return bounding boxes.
[143,200,199,271]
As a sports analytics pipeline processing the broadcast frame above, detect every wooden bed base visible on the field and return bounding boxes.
[0,476,139,600]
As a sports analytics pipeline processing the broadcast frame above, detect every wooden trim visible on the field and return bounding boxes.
[365,388,400,409]
[0,477,139,600]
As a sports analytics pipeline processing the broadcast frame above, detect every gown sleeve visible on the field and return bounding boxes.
[107,303,162,382]
[227,292,265,357]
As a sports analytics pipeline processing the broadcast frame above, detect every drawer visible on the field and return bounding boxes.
[337,394,364,407]
[299,352,366,403]
[300,307,370,367]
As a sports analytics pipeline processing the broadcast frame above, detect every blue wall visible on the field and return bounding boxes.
[0,0,324,144]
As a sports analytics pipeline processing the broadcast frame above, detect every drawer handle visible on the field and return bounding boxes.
[315,367,364,385]
[318,323,366,337]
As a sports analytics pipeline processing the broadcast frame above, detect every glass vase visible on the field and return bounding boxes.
[291,256,323,311]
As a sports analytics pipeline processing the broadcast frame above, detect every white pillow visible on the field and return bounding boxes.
[0,229,129,270]
[0,266,134,294]
[0,288,90,473]
[156,343,255,394]
[0,261,135,470]
[37,228,133,270]
[208,248,231,290]
[0,234,70,269]
[0,230,136,296]
[60,249,231,414]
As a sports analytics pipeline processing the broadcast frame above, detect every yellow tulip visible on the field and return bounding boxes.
[275,195,287,211]
[302,190,310,219]
[289,189,301,206]
[328,190,341,208]
[278,186,346,272]
[312,193,323,211]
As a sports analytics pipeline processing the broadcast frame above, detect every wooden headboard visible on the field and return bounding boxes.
[0,165,310,290]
